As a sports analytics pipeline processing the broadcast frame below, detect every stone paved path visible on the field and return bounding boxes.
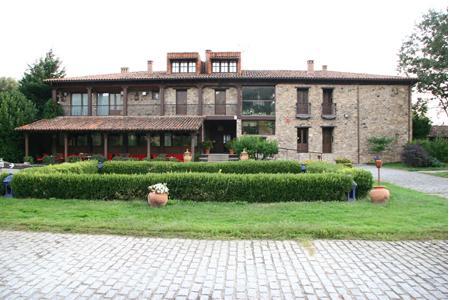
[358,165,448,197]
[0,231,447,299]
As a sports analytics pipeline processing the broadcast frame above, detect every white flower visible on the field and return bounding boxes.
[148,183,169,194]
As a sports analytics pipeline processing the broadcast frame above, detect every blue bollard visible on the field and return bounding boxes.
[347,180,357,202]
[3,173,13,198]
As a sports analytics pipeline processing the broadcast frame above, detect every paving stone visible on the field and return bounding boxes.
[0,230,446,299]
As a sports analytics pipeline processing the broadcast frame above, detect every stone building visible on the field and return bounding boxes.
[17,50,416,162]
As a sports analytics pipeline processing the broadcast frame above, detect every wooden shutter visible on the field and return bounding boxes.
[322,89,333,115]
[176,90,187,115]
[215,90,226,115]
[297,128,309,153]
[297,89,309,114]
[322,127,333,153]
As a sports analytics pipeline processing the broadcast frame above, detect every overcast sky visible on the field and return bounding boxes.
[1,0,447,122]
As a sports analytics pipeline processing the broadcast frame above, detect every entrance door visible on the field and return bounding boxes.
[215,90,226,115]
[322,127,333,153]
[176,90,187,115]
[297,128,309,153]
[204,120,236,153]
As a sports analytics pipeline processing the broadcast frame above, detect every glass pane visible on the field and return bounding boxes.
[212,62,220,72]
[97,93,109,116]
[229,61,237,72]
[172,62,179,73]
[242,86,275,100]
[71,94,82,116]
[258,121,275,135]
[151,135,160,146]
[221,61,228,72]
[164,133,172,147]
[92,133,102,146]
[110,135,123,146]
[128,133,137,146]
[180,62,188,73]
[172,134,190,147]
[242,121,258,134]
[188,62,196,73]
[77,135,88,146]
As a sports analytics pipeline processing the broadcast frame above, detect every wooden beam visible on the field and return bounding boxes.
[103,133,108,159]
[159,86,165,116]
[236,84,242,117]
[63,133,68,162]
[146,133,151,158]
[24,133,29,157]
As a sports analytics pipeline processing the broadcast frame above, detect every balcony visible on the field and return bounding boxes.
[296,102,311,119]
[242,100,275,116]
[321,103,336,120]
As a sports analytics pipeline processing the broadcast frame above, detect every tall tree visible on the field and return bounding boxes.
[19,50,65,117]
[398,9,448,114]
[0,90,37,162]
[0,77,18,93]
[412,98,432,140]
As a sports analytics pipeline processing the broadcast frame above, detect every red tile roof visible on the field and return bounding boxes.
[16,116,204,132]
[46,70,417,83]
[209,52,241,59]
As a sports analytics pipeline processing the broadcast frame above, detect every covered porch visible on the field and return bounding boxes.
[16,116,204,162]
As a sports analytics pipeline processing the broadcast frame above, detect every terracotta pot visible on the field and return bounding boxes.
[204,148,210,155]
[369,186,390,204]
[229,149,235,155]
[183,149,192,162]
[375,159,383,168]
[240,150,249,161]
[148,192,168,207]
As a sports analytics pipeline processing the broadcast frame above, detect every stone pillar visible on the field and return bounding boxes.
[122,86,128,116]
[63,133,68,162]
[146,133,151,158]
[160,86,165,116]
[24,133,29,157]
[197,85,203,115]
[236,85,242,117]
[103,133,108,159]
[190,132,195,160]
[87,87,93,116]
[52,89,57,102]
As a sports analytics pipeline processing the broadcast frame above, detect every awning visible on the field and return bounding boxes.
[16,116,204,132]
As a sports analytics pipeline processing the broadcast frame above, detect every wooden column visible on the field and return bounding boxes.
[122,86,128,116]
[87,87,93,116]
[159,86,165,116]
[190,132,195,160]
[146,133,151,158]
[24,133,29,157]
[103,133,108,159]
[236,84,242,117]
[63,133,68,162]
[197,84,203,115]
[52,89,57,102]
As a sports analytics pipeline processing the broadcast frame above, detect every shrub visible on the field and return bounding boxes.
[401,143,432,167]
[416,138,448,163]
[23,156,34,164]
[112,156,138,161]
[89,154,105,162]
[340,168,373,198]
[233,136,278,160]
[102,160,304,174]
[67,156,81,163]
[368,136,394,158]
[23,161,98,174]
[152,154,167,161]
[0,172,7,195]
[302,161,343,173]
[11,171,354,202]
[42,155,56,165]
[335,157,353,168]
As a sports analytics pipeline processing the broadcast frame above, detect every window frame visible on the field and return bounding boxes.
[242,120,275,135]
[171,60,196,73]
[71,93,88,116]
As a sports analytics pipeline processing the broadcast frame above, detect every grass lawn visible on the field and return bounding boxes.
[421,171,448,178]
[381,162,448,172]
[0,183,446,240]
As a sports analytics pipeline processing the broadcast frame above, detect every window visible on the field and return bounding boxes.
[242,86,275,116]
[172,134,191,147]
[215,90,226,115]
[97,93,109,116]
[76,135,88,146]
[109,134,123,147]
[322,88,334,115]
[71,93,88,116]
[297,128,309,153]
[110,94,123,110]
[92,133,102,146]
[297,88,309,114]
[164,133,172,147]
[322,127,333,153]
[211,60,237,73]
[171,61,196,73]
[128,133,138,147]
[176,90,188,115]
[242,120,275,135]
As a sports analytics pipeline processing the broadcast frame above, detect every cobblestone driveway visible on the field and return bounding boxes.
[358,165,448,197]
[0,231,447,299]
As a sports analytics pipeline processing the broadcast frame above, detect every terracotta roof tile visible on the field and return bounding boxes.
[46,70,417,83]
[16,116,204,132]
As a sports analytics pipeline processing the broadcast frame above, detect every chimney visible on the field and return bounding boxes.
[205,49,212,74]
[307,60,314,72]
[147,60,153,73]
[322,65,328,71]
[121,67,129,73]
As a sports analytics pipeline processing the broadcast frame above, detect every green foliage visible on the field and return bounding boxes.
[0,173,7,195]
[42,99,64,119]
[42,155,56,165]
[201,140,213,149]
[367,136,394,157]
[412,100,432,139]
[23,156,34,164]
[398,9,448,114]
[415,138,448,163]
[0,77,18,93]
[335,157,353,168]
[19,50,65,117]
[303,161,344,173]
[224,139,235,151]
[0,90,37,162]
[102,160,303,174]
[340,168,373,198]
[111,156,138,161]
[67,156,81,163]
[401,143,433,167]
[89,154,105,162]
[11,171,353,202]
[233,136,278,159]
[24,161,98,174]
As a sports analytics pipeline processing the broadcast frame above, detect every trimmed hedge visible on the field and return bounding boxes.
[102,160,304,174]
[11,172,354,202]
[23,161,98,175]
[0,172,7,195]
[340,168,373,198]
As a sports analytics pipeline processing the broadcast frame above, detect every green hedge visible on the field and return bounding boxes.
[23,161,98,175]
[340,168,373,198]
[102,160,304,174]
[0,173,7,195]
[11,172,354,202]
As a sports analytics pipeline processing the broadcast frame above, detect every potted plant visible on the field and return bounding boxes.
[202,140,213,154]
[367,136,394,203]
[148,183,169,207]
[225,139,236,155]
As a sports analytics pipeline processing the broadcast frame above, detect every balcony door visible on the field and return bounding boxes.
[215,90,226,115]
[322,88,333,115]
[176,90,187,115]
[297,89,309,114]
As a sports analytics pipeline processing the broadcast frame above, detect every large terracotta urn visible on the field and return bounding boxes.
[148,192,168,207]
[369,186,390,204]
[183,149,192,162]
[240,149,249,160]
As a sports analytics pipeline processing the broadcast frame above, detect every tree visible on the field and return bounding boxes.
[42,99,64,119]
[0,90,37,162]
[368,136,394,159]
[412,99,432,139]
[233,136,278,160]
[0,77,18,93]
[398,9,448,114]
[19,50,65,117]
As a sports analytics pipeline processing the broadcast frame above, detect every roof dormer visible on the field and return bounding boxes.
[166,52,201,75]
[205,50,241,74]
